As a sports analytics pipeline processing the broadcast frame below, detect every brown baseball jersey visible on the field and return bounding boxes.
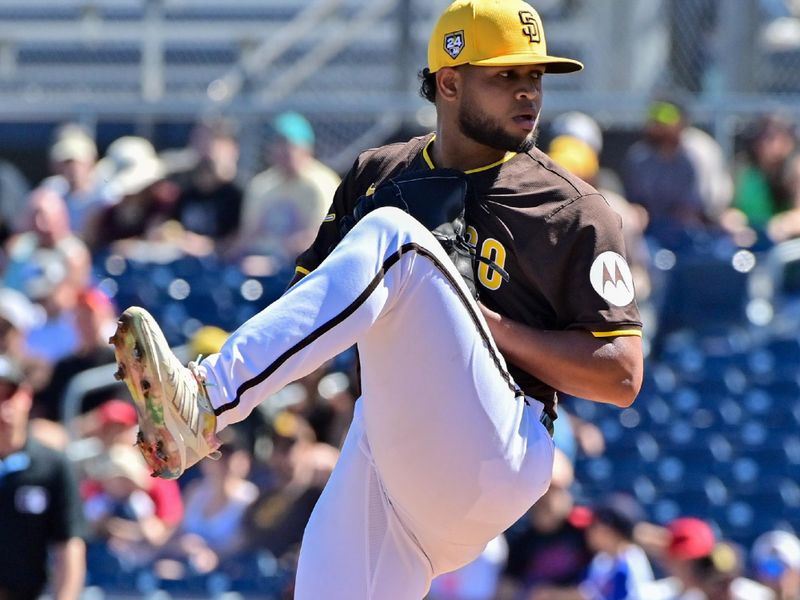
[296,134,642,419]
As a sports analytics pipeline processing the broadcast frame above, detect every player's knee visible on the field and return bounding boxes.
[357,206,434,243]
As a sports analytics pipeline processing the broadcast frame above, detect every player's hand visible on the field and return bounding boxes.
[477,301,500,325]
[477,302,504,342]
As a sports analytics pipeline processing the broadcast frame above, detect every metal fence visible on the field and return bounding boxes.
[0,0,798,172]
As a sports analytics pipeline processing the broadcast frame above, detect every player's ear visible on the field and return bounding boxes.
[436,67,459,101]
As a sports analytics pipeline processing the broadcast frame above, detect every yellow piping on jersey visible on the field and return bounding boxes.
[422,135,517,174]
[295,266,311,276]
[323,213,336,222]
[591,330,642,338]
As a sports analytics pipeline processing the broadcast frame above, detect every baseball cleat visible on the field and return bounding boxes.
[109,306,221,479]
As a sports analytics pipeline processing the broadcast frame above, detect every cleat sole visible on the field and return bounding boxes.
[109,307,184,479]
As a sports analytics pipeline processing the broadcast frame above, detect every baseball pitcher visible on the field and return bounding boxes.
[110,1,643,598]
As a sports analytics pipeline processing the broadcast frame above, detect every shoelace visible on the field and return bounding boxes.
[187,355,216,389]
[185,356,222,460]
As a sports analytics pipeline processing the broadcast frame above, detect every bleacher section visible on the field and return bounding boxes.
[0,0,597,172]
[574,326,800,549]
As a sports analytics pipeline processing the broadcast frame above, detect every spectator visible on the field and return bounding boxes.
[551,111,604,156]
[693,542,774,600]
[0,158,30,247]
[42,123,109,237]
[549,111,624,194]
[498,448,592,599]
[83,444,183,573]
[0,354,86,600]
[21,250,82,369]
[75,398,138,449]
[34,287,125,422]
[84,136,180,252]
[752,530,800,600]
[2,189,90,370]
[188,324,230,359]
[642,516,717,599]
[287,363,357,448]
[680,124,734,224]
[155,427,258,579]
[724,115,800,244]
[622,99,707,250]
[172,118,243,251]
[233,111,341,261]
[2,186,91,298]
[0,287,42,362]
[532,493,655,600]
[429,535,509,600]
[245,411,338,565]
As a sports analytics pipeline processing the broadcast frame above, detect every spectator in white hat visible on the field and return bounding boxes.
[42,123,109,238]
[84,136,179,251]
[752,530,800,600]
[0,287,42,361]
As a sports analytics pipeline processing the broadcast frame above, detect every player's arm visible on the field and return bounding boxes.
[486,193,644,407]
[479,307,642,407]
[51,537,86,600]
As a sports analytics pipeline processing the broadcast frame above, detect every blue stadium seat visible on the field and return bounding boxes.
[656,456,685,485]
[643,395,672,425]
[633,432,660,462]
[652,498,682,524]
[704,476,730,506]
[632,475,657,505]
[667,420,695,446]
[784,436,800,464]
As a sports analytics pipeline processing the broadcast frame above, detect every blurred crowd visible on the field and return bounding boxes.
[1,103,800,599]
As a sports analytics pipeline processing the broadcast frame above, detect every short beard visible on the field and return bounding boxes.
[458,99,538,153]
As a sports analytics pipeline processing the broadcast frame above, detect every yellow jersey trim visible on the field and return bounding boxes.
[591,330,642,338]
[323,213,336,223]
[365,183,377,197]
[422,135,517,174]
[295,266,311,276]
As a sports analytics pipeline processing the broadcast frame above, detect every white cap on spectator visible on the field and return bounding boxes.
[49,132,98,164]
[753,530,800,571]
[97,136,166,198]
[550,111,603,154]
[24,249,68,301]
[0,288,43,332]
[92,444,150,489]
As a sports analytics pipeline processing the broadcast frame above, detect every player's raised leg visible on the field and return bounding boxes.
[292,210,554,599]
[111,207,553,597]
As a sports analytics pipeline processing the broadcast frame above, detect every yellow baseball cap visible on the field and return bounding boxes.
[547,135,599,181]
[428,0,583,74]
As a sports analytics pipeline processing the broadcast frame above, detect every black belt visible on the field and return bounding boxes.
[525,396,555,438]
[540,411,555,438]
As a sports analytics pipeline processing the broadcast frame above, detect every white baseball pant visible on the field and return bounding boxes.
[198,207,555,599]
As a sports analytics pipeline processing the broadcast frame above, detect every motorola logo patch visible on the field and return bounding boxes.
[590,251,635,307]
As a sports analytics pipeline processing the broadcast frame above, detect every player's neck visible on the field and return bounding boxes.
[431,128,507,173]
